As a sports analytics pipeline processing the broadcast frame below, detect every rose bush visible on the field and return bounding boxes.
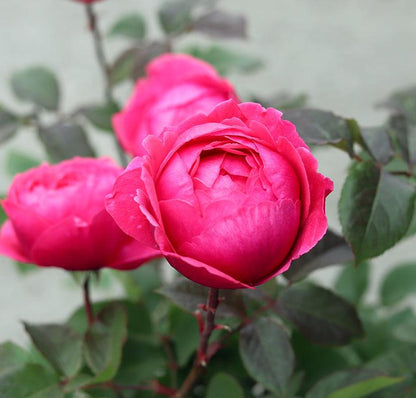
[113,53,239,157]
[107,100,333,289]
[0,157,158,271]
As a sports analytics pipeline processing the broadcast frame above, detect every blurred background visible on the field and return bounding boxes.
[1,0,416,345]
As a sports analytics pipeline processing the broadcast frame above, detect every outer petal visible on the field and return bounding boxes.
[164,252,251,289]
[0,221,31,263]
[105,161,159,252]
[90,210,161,270]
[30,216,96,270]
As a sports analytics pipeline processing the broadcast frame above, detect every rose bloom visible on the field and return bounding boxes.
[113,53,239,157]
[106,100,333,289]
[0,158,158,271]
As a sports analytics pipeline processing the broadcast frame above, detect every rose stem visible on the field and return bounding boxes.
[83,273,94,326]
[174,288,220,398]
[84,3,128,167]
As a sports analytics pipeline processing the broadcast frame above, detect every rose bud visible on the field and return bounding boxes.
[106,100,333,289]
[113,53,239,157]
[0,157,159,271]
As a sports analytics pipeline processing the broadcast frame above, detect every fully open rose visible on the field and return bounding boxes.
[0,158,158,271]
[107,101,333,288]
[113,53,239,157]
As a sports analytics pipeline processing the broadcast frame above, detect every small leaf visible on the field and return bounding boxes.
[38,121,96,163]
[0,342,29,377]
[239,317,294,394]
[359,126,393,164]
[278,283,364,345]
[193,10,246,39]
[284,229,353,282]
[24,323,83,378]
[158,277,246,318]
[6,150,40,176]
[206,373,245,398]
[109,41,170,86]
[392,311,416,343]
[334,262,370,305]
[170,307,199,366]
[115,337,166,385]
[185,44,262,75]
[0,363,60,398]
[84,303,128,383]
[80,102,119,132]
[339,162,416,263]
[108,14,146,40]
[381,86,416,124]
[306,369,402,398]
[158,0,193,34]
[11,66,60,111]
[283,108,354,154]
[380,262,416,306]
[0,108,19,144]
[252,92,308,111]
[388,114,416,166]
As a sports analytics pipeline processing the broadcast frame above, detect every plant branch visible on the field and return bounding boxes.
[83,273,94,326]
[174,288,220,398]
[84,3,128,167]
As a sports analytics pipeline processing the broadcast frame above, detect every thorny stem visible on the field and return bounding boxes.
[83,273,94,326]
[84,3,128,167]
[174,288,220,398]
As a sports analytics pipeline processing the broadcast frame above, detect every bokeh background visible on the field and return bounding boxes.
[1,0,416,344]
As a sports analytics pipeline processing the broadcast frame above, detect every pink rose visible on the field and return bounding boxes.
[0,158,158,271]
[113,53,239,157]
[106,101,333,289]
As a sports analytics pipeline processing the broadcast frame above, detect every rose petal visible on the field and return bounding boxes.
[0,220,31,263]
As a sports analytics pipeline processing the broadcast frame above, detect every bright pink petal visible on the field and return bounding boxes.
[0,221,31,263]
[164,252,251,289]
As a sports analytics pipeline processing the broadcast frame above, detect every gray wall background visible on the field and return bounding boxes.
[1,0,416,344]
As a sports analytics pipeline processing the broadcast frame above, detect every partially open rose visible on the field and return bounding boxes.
[106,101,333,288]
[0,158,158,271]
[113,53,239,157]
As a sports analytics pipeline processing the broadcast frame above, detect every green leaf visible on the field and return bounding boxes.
[0,342,30,377]
[108,14,146,40]
[169,307,199,366]
[284,229,353,282]
[0,108,19,144]
[84,303,128,383]
[334,262,370,305]
[38,121,96,163]
[206,373,245,398]
[158,277,245,318]
[391,310,416,343]
[80,102,119,132]
[185,45,262,75]
[380,262,416,306]
[193,10,246,39]
[11,66,60,111]
[381,86,416,124]
[109,42,170,86]
[6,150,40,176]
[306,369,402,398]
[339,161,415,263]
[158,0,193,34]
[359,126,393,164]
[115,337,166,385]
[239,317,294,394]
[388,114,416,166]
[0,363,60,398]
[283,108,354,154]
[278,283,364,345]
[24,323,83,378]
[252,92,308,111]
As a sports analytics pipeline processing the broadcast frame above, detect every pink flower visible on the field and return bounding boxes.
[106,101,333,289]
[0,158,158,271]
[113,53,239,157]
